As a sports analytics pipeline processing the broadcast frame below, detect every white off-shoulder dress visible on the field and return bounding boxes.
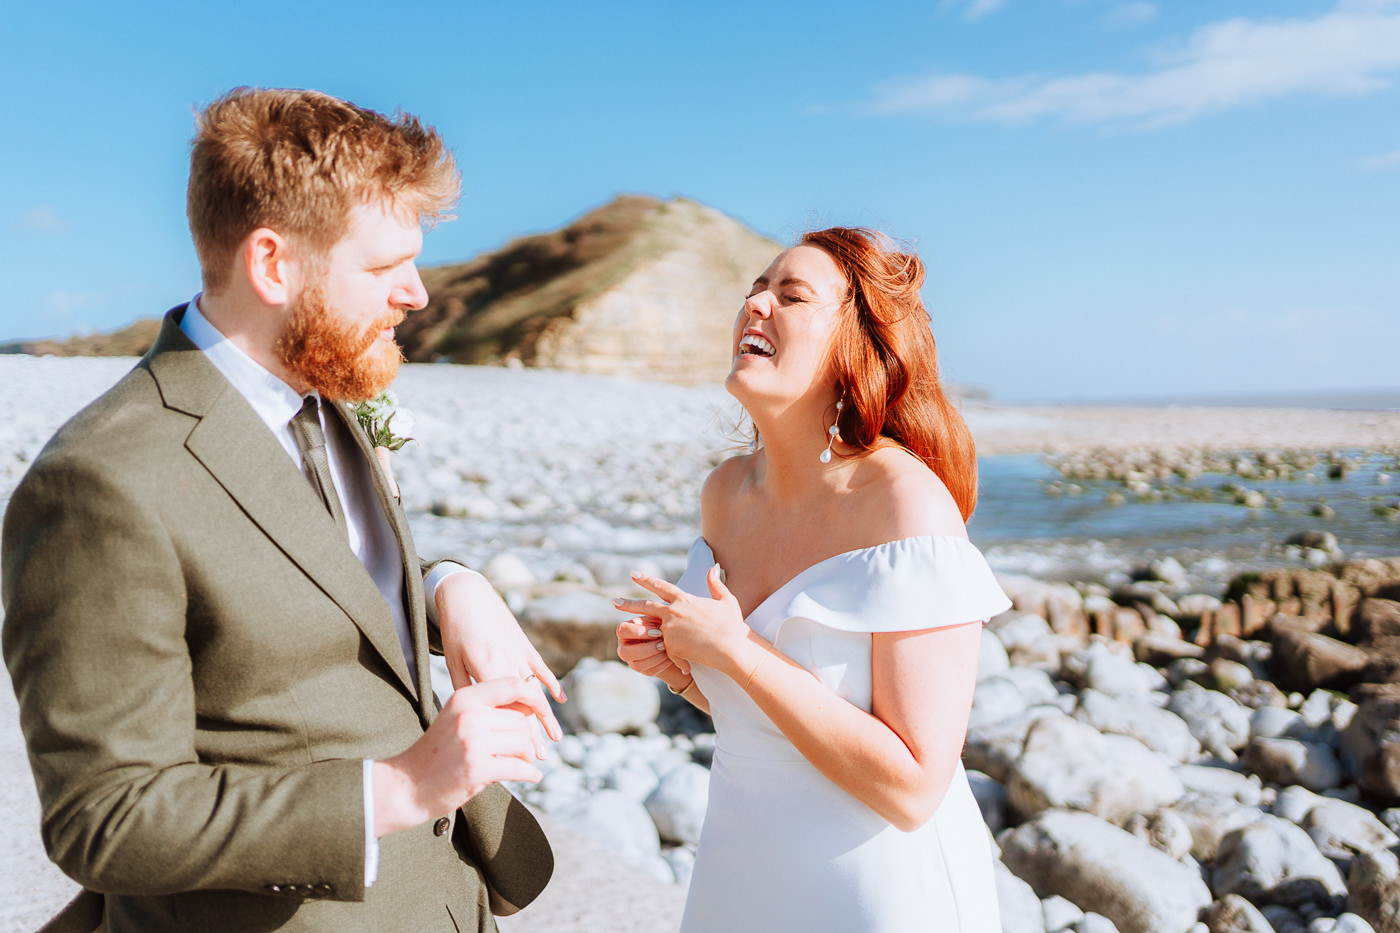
[675,535,1012,933]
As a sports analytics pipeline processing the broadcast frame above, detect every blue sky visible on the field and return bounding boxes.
[2,0,1396,403]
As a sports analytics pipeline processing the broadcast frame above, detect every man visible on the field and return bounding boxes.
[3,88,559,932]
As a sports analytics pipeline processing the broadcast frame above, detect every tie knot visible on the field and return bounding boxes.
[291,396,326,452]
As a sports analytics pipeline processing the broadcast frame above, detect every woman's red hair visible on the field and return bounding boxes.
[802,227,979,521]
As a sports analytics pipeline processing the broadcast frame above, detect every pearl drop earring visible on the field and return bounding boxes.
[819,399,844,464]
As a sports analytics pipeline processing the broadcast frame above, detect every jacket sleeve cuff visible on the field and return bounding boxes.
[422,561,480,626]
[363,759,379,887]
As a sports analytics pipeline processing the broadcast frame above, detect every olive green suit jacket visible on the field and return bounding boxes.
[1,309,551,932]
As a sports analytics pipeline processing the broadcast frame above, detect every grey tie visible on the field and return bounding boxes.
[290,396,348,535]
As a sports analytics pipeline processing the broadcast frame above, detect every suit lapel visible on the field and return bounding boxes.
[145,309,418,700]
[331,401,437,724]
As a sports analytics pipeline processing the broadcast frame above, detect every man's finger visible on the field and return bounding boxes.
[529,652,566,704]
[460,676,561,737]
[484,758,544,785]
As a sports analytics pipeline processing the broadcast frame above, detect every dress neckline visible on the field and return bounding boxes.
[695,533,974,624]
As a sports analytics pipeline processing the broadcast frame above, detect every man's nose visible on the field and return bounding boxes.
[395,265,429,311]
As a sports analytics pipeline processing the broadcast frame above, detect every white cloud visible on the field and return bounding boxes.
[868,1,1400,127]
[16,205,67,234]
[963,0,1006,21]
[1108,3,1157,26]
[41,291,101,318]
[1360,146,1400,169]
[938,0,1007,21]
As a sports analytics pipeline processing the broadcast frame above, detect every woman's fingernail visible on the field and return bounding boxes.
[612,598,625,607]
[655,642,667,652]
[645,628,662,637]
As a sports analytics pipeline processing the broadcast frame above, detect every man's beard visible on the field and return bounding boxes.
[275,281,405,402]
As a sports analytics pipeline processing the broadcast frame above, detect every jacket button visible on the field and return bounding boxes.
[433,816,450,837]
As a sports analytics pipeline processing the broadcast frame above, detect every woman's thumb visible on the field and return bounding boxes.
[707,563,730,600]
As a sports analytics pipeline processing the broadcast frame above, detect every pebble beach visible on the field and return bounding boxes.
[4,354,1400,933]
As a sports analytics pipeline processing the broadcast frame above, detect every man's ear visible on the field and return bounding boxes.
[243,228,295,306]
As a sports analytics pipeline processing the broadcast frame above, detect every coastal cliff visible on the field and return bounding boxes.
[3,195,781,387]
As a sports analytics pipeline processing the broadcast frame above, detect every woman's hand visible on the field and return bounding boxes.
[616,615,690,683]
[614,567,750,677]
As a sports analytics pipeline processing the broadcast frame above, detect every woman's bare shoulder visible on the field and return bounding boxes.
[859,446,967,541]
[700,452,756,530]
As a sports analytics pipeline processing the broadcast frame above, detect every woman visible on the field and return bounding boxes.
[615,227,1010,932]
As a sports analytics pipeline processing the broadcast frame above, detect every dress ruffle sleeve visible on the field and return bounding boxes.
[679,535,1011,638]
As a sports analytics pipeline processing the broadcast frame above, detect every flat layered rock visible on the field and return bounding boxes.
[999,809,1211,933]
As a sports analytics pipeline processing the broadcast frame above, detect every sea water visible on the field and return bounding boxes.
[970,452,1400,592]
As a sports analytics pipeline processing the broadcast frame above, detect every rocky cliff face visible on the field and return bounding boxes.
[399,194,781,384]
[2,195,782,385]
[0,318,162,358]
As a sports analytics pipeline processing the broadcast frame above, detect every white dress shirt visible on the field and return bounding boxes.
[179,297,465,885]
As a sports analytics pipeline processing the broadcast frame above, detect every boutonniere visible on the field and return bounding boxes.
[352,390,416,500]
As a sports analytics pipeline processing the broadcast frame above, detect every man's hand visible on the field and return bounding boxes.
[435,570,565,735]
[372,677,550,837]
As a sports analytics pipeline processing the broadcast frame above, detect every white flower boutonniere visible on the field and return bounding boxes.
[352,390,416,451]
[352,390,415,500]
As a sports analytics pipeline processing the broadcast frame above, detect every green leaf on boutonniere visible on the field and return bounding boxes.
[352,390,416,453]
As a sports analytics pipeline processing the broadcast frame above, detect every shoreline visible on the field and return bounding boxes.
[4,357,1400,931]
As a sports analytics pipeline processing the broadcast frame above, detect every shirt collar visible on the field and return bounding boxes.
[180,295,313,433]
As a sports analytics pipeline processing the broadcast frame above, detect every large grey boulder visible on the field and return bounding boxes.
[560,658,660,735]
[1074,689,1202,762]
[481,552,538,589]
[979,627,1012,681]
[644,762,710,846]
[1078,915,1122,933]
[1250,706,1314,743]
[970,668,1060,730]
[964,707,1065,782]
[1212,815,1347,910]
[999,809,1212,933]
[1203,894,1277,933]
[1271,626,1370,693]
[1043,895,1085,933]
[1273,785,1327,825]
[1124,808,1193,860]
[1007,715,1184,825]
[1062,642,1160,697]
[1162,794,1265,861]
[968,769,1008,835]
[1346,849,1400,933]
[989,610,1062,671]
[1301,796,1400,870]
[1174,764,1264,806]
[1259,906,1306,933]
[996,575,1087,638]
[1169,684,1253,760]
[1244,737,1344,792]
[1339,686,1400,804]
[995,859,1047,933]
[554,789,666,878]
[522,591,629,675]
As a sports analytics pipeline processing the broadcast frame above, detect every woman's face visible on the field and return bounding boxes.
[726,245,847,408]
